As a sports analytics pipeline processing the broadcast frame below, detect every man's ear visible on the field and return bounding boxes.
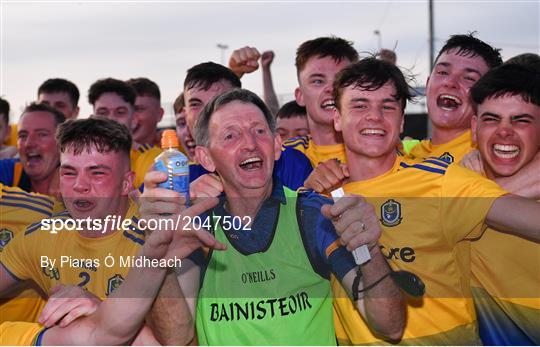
[400,112,405,134]
[274,133,282,161]
[333,107,343,132]
[471,115,478,143]
[73,106,80,118]
[295,87,305,106]
[158,107,164,122]
[122,171,136,195]
[196,146,216,172]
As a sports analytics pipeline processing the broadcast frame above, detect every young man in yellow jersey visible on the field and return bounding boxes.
[465,63,540,345]
[140,89,406,345]
[306,58,539,344]
[282,37,358,169]
[405,34,540,197]
[0,183,54,323]
[0,195,225,346]
[88,78,161,189]
[0,118,160,341]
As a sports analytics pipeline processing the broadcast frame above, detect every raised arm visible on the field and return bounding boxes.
[261,51,280,116]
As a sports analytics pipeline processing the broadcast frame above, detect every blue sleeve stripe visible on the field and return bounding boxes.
[0,201,52,216]
[33,327,48,346]
[399,162,446,175]
[25,222,43,235]
[122,231,144,245]
[422,159,449,168]
[1,188,54,206]
[1,194,54,210]
[0,262,23,282]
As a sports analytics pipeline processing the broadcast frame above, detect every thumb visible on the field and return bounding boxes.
[341,164,350,178]
[321,204,334,220]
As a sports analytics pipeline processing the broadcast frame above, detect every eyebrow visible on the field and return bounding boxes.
[464,67,482,76]
[308,73,325,79]
[350,97,398,103]
[89,165,112,170]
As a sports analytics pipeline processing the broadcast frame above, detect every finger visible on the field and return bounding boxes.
[143,171,168,190]
[346,229,381,251]
[184,197,220,218]
[339,220,368,246]
[321,204,334,220]
[192,229,227,251]
[42,299,78,327]
[332,209,362,234]
[341,164,350,177]
[309,179,326,194]
[329,195,361,218]
[324,160,347,180]
[59,305,95,327]
[139,199,184,216]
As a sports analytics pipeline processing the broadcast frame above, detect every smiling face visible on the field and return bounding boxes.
[335,81,404,160]
[17,111,60,182]
[472,94,540,178]
[295,56,351,128]
[59,146,133,220]
[426,49,490,132]
[196,100,281,198]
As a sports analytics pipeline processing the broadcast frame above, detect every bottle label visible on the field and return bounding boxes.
[155,155,190,195]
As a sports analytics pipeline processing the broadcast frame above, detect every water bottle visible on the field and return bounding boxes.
[154,130,190,201]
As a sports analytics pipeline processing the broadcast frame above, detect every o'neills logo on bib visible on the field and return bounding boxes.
[209,291,312,322]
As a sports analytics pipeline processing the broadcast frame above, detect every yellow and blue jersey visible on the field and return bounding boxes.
[0,183,54,323]
[0,159,31,192]
[131,143,162,189]
[333,156,507,345]
[471,204,540,345]
[0,321,45,346]
[1,201,144,300]
[405,130,475,164]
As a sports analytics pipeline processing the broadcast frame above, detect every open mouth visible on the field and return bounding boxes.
[73,199,95,211]
[25,153,42,165]
[492,144,520,159]
[186,140,196,150]
[436,94,462,111]
[321,99,335,110]
[239,157,263,171]
[361,128,386,137]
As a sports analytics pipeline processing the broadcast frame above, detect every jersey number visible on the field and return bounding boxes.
[77,271,90,287]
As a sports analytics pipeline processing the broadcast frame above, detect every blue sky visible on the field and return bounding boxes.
[1,0,538,124]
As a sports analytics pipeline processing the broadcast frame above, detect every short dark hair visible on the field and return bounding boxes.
[126,77,161,101]
[88,78,136,106]
[21,102,66,126]
[184,62,241,92]
[295,36,359,76]
[276,101,307,120]
[435,33,502,69]
[470,64,540,112]
[173,92,185,114]
[37,78,80,106]
[333,58,414,112]
[0,97,10,125]
[195,89,274,147]
[505,53,540,73]
[57,117,132,156]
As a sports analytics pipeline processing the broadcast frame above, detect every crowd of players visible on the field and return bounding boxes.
[0,33,539,346]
